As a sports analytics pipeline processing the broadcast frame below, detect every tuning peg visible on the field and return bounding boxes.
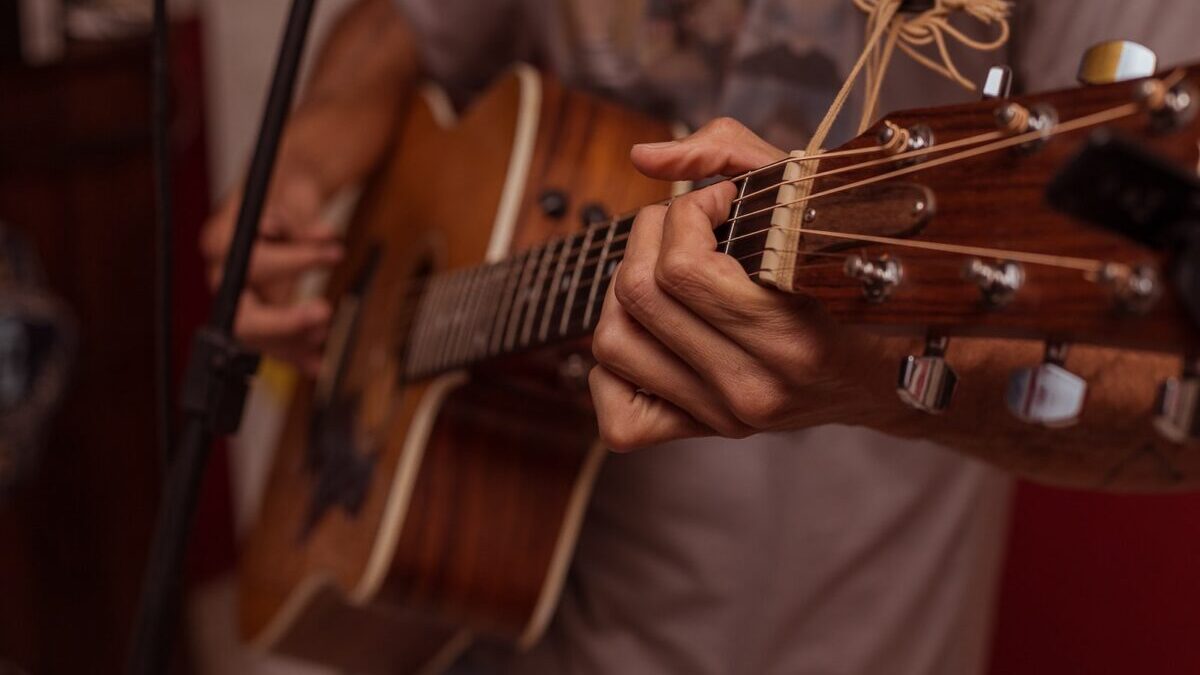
[1078,40,1158,85]
[1006,342,1087,427]
[964,258,1023,306]
[898,336,957,414]
[1154,360,1200,443]
[981,65,1012,99]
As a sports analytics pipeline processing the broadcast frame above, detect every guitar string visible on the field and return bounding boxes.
[418,97,1144,290]
[729,127,1008,207]
[417,67,1186,308]
[408,95,1159,362]
[464,99,1140,286]
[731,101,1141,224]
[723,65,1183,204]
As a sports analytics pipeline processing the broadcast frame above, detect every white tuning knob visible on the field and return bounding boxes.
[1006,343,1087,427]
[1078,40,1158,85]
[981,65,1013,100]
[1154,362,1200,443]
[897,336,957,414]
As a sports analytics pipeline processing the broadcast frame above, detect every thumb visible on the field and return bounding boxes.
[631,117,787,182]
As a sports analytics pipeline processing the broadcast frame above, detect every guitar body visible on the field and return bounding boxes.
[239,67,674,673]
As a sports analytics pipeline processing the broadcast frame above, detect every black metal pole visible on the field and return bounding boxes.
[126,0,318,672]
[152,0,174,470]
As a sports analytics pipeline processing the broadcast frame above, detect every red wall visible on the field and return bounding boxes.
[991,484,1200,673]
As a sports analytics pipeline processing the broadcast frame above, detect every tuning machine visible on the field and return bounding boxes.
[964,258,1023,306]
[876,122,934,160]
[1007,342,1087,427]
[897,335,957,414]
[1078,40,1158,85]
[982,65,1012,100]
[1154,358,1200,443]
[845,254,902,302]
[995,102,1058,150]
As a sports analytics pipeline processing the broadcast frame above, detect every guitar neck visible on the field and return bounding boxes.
[402,214,631,380]
[401,168,787,380]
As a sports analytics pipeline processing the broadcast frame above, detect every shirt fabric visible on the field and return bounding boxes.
[390,1,1200,673]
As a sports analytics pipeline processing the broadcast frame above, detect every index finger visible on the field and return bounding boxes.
[656,181,804,357]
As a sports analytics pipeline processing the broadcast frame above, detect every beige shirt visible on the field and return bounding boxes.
[393,1,1200,673]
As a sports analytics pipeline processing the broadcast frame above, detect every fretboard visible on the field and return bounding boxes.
[402,165,785,382]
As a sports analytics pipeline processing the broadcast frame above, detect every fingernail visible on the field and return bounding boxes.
[635,140,678,150]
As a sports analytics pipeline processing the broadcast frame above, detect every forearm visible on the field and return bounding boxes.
[861,335,1199,492]
[276,0,420,196]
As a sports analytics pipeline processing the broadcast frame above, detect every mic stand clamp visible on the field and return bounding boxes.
[180,327,260,435]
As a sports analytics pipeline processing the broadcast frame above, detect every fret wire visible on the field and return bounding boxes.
[539,234,577,343]
[475,262,507,360]
[417,274,447,376]
[560,221,599,336]
[582,218,621,330]
[457,264,492,365]
[489,250,527,355]
[405,275,439,377]
[444,267,476,368]
[437,269,470,371]
[477,263,508,358]
[418,274,453,376]
[452,268,482,367]
[504,246,543,352]
[521,238,560,347]
[724,177,747,255]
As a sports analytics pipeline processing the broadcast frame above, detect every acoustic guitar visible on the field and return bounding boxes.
[240,54,1200,673]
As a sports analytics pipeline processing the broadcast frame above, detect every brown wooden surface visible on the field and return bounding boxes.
[239,70,672,672]
[787,67,1200,351]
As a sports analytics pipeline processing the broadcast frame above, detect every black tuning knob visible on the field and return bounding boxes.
[580,203,610,227]
[538,189,569,219]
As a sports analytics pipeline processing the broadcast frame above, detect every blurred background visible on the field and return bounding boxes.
[1,1,1199,673]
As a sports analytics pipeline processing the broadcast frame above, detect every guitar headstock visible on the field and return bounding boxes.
[726,61,1200,354]
[718,55,1200,429]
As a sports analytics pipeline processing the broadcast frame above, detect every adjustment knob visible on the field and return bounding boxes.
[580,203,610,227]
[1078,40,1158,85]
[1154,363,1200,442]
[1006,343,1087,427]
[897,336,957,414]
[538,189,569,219]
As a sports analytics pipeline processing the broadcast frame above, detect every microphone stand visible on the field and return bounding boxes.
[126,0,318,672]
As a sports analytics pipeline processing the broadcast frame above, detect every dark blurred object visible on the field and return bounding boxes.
[66,0,152,41]
[1,0,66,65]
[0,223,75,497]
[0,3,19,64]
[0,18,214,675]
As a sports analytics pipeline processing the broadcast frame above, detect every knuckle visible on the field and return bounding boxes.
[614,262,659,316]
[726,380,790,429]
[655,250,705,298]
[702,116,744,139]
[590,322,623,365]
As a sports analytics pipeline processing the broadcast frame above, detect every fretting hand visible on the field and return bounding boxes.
[589,118,906,450]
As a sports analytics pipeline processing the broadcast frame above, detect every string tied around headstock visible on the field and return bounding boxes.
[806,0,1011,155]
